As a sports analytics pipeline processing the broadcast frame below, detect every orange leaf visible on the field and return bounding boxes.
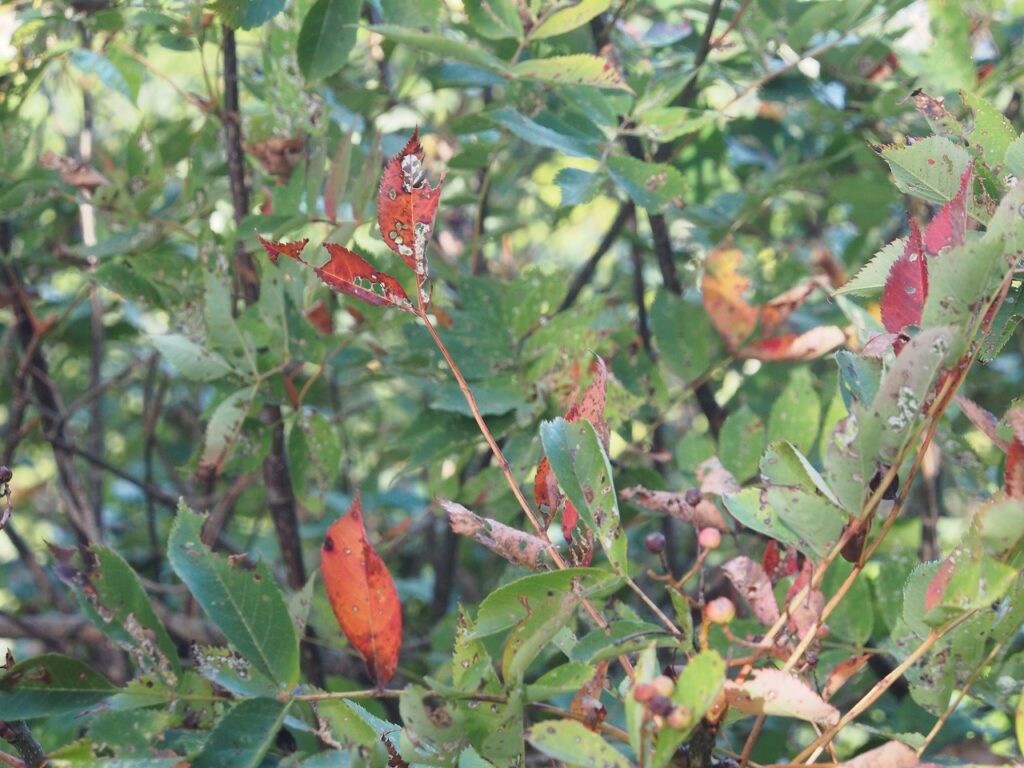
[739,325,847,361]
[570,660,609,731]
[822,653,871,700]
[378,128,443,273]
[321,493,402,686]
[702,247,759,350]
[318,244,412,310]
[257,234,309,264]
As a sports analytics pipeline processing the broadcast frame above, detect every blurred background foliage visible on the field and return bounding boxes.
[1,0,1023,763]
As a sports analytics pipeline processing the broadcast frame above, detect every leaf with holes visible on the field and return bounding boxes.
[259,235,412,311]
[541,418,627,572]
[168,504,299,688]
[880,220,927,333]
[377,128,443,274]
[321,493,402,686]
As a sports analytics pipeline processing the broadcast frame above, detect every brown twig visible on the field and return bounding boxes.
[218,24,323,687]
[711,0,752,48]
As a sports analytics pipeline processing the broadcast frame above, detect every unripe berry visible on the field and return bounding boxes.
[706,596,736,624]
[651,675,675,698]
[684,488,702,506]
[632,683,656,702]
[644,532,666,554]
[666,705,693,730]
[698,528,722,550]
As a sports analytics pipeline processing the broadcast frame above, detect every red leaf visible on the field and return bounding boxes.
[568,357,609,449]
[702,248,760,350]
[881,220,927,333]
[377,128,443,272]
[317,244,412,310]
[924,164,972,255]
[257,234,310,264]
[823,653,871,701]
[305,299,334,335]
[321,493,402,686]
[924,556,956,613]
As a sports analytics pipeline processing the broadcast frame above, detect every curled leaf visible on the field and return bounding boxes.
[378,128,443,274]
[569,660,609,732]
[321,493,402,686]
[724,668,839,725]
[720,556,780,626]
[620,486,729,532]
[442,499,552,570]
[823,653,871,700]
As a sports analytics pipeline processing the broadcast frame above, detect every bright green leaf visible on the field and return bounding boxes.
[526,719,631,767]
[512,55,631,91]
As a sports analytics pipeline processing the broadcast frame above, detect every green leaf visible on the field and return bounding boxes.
[921,237,1004,331]
[880,136,972,204]
[502,590,580,681]
[67,546,181,683]
[571,621,678,663]
[530,0,611,39]
[652,650,726,767]
[963,91,1016,170]
[317,697,397,748]
[471,568,621,638]
[526,719,630,767]
[608,156,685,211]
[981,175,1024,258]
[835,350,880,411]
[650,290,720,382]
[371,24,507,71]
[718,406,765,482]
[1017,686,1024,757]
[835,237,906,296]
[297,0,361,80]
[193,698,291,768]
[208,0,285,28]
[978,497,1024,554]
[464,0,523,39]
[525,661,595,700]
[760,441,841,506]
[858,326,954,465]
[69,48,132,101]
[763,486,846,559]
[541,418,628,572]
[631,107,716,143]
[1006,135,1024,178]
[168,504,300,687]
[556,167,601,207]
[400,684,463,757]
[511,55,631,91]
[0,655,116,719]
[201,386,257,471]
[724,487,803,552]
[767,368,820,456]
[822,416,868,514]
[823,562,873,646]
[151,334,235,381]
[488,107,599,158]
[93,262,164,308]
[194,646,278,698]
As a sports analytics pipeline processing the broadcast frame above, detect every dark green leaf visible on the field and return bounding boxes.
[0,655,116,719]
[193,698,291,768]
[297,0,361,80]
[209,0,285,28]
[168,504,300,687]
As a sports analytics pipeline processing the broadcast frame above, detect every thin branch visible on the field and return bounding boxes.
[711,0,751,48]
[219,25,323,687]
[558,202,634,313]
[1,263,100,543]
[0,721,44,768]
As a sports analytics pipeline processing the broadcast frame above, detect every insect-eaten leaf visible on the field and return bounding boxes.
[720,556,779,626]
[321,493,403,686]
[258,235,412,312]
[443,499,553,570]
[619,485,729,532]
[378,128,443,274]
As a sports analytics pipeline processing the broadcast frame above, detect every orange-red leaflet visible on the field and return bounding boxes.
[377,128,443,273]
[321,493,402,686]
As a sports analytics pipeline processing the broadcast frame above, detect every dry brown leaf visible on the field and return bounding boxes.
[569,660,608,731]
[442,500,552,570]
[247,136,306,183]
[823,653,871,700]
[696,457,740,496]
[620,486,730,531]
[724,668,839,725]
[720,556,780,626]
[39,150,110,192]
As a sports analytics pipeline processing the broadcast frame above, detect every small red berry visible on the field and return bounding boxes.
[698,528,722,549]
[706,596,736,624]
